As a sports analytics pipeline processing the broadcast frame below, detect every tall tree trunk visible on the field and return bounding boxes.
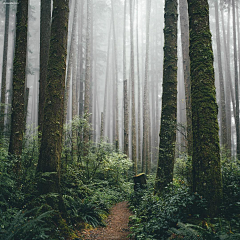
[142,0,151,173]
[0,0,10,136]
[187,0,222,216]
[37,0,69,196]
[83,0,92,153]
[123,80,129,157]
[123,0,127,153]
[38,0,51,138]
[111,0,119,150]
[232,0,240,158]
[215,0,227,149]
[130,0,137,174]
[6,14,17,137]
[237,0,240,154]
[155,0,178,193]
[72,0,78,119]
[220,2,232,154]
[71,0,78,158]
[136,0,142,168]
[179,0,192,156]
[103,23,112,138]
[78,0,85,118]
[9,0,28,168]
[64,0,76,122]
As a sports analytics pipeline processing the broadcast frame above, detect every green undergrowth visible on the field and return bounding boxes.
[129,154,240,240]
[0,118,133,239]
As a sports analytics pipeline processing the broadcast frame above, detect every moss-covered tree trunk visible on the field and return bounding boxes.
[155,0,178,193]
[38,0,51,138]
[0,0,10,136]
[37,0,69,195]
[8,0,28,164]
[187,0,222,216]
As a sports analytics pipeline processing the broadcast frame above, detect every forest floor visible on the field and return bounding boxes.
[80,201,133,240]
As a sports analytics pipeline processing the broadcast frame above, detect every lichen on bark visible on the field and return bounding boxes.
[155,0,178,193]
[188,0,222,216]
[37,0,69,196]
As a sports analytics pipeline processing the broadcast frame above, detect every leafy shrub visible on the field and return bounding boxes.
[62,117,133,185]
[129,178,207,240]
[221,157,240,217]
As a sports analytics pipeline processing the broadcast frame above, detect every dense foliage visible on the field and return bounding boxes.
[0,118,133,239]
[1,118,240,239]
[129,156,240,239]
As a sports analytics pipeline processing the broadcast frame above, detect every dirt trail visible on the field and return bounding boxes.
[81,201,133,240]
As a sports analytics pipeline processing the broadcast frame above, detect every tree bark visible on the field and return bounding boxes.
[136,0,142,168]
[9,0,28,165]
[187,0,222,216]
[38,0,51,138]
[220,2,232,154]
[123,80,129,157]
[215,0,227,149]
[111,0,119,150]
[37,0,69,195]
[0,0,10,136]
[130,0,137,174]
[142,0,151,173]
[179,0,192,156]
[83,0,92,154]
[232,0,240,158]
[155,0,178,193]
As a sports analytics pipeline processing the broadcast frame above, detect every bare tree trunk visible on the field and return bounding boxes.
[220,1,232,154]
[78,0,85,118]
[103,23,112,138]
[111,0,119,150]
[0,0,10,136]
[64,0,77,122]
[215,0,227,149]
[6,15,17,137]
[72,0,78,119]
[232,0,240,158]
[179,0,192,156]
[136,0,142,168]
[100,112,104,140]
[130,0,137,174]
[142,0,151,173]
[122,0,127,150]
[83,0,92,154]
[123,80,129,157]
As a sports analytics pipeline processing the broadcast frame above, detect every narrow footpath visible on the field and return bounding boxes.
[81,201,133,240]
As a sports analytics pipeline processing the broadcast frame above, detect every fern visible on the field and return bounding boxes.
[169,222,240,240]
[0,208,53,240]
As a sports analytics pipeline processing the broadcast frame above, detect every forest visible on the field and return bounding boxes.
[0,0,240,239]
